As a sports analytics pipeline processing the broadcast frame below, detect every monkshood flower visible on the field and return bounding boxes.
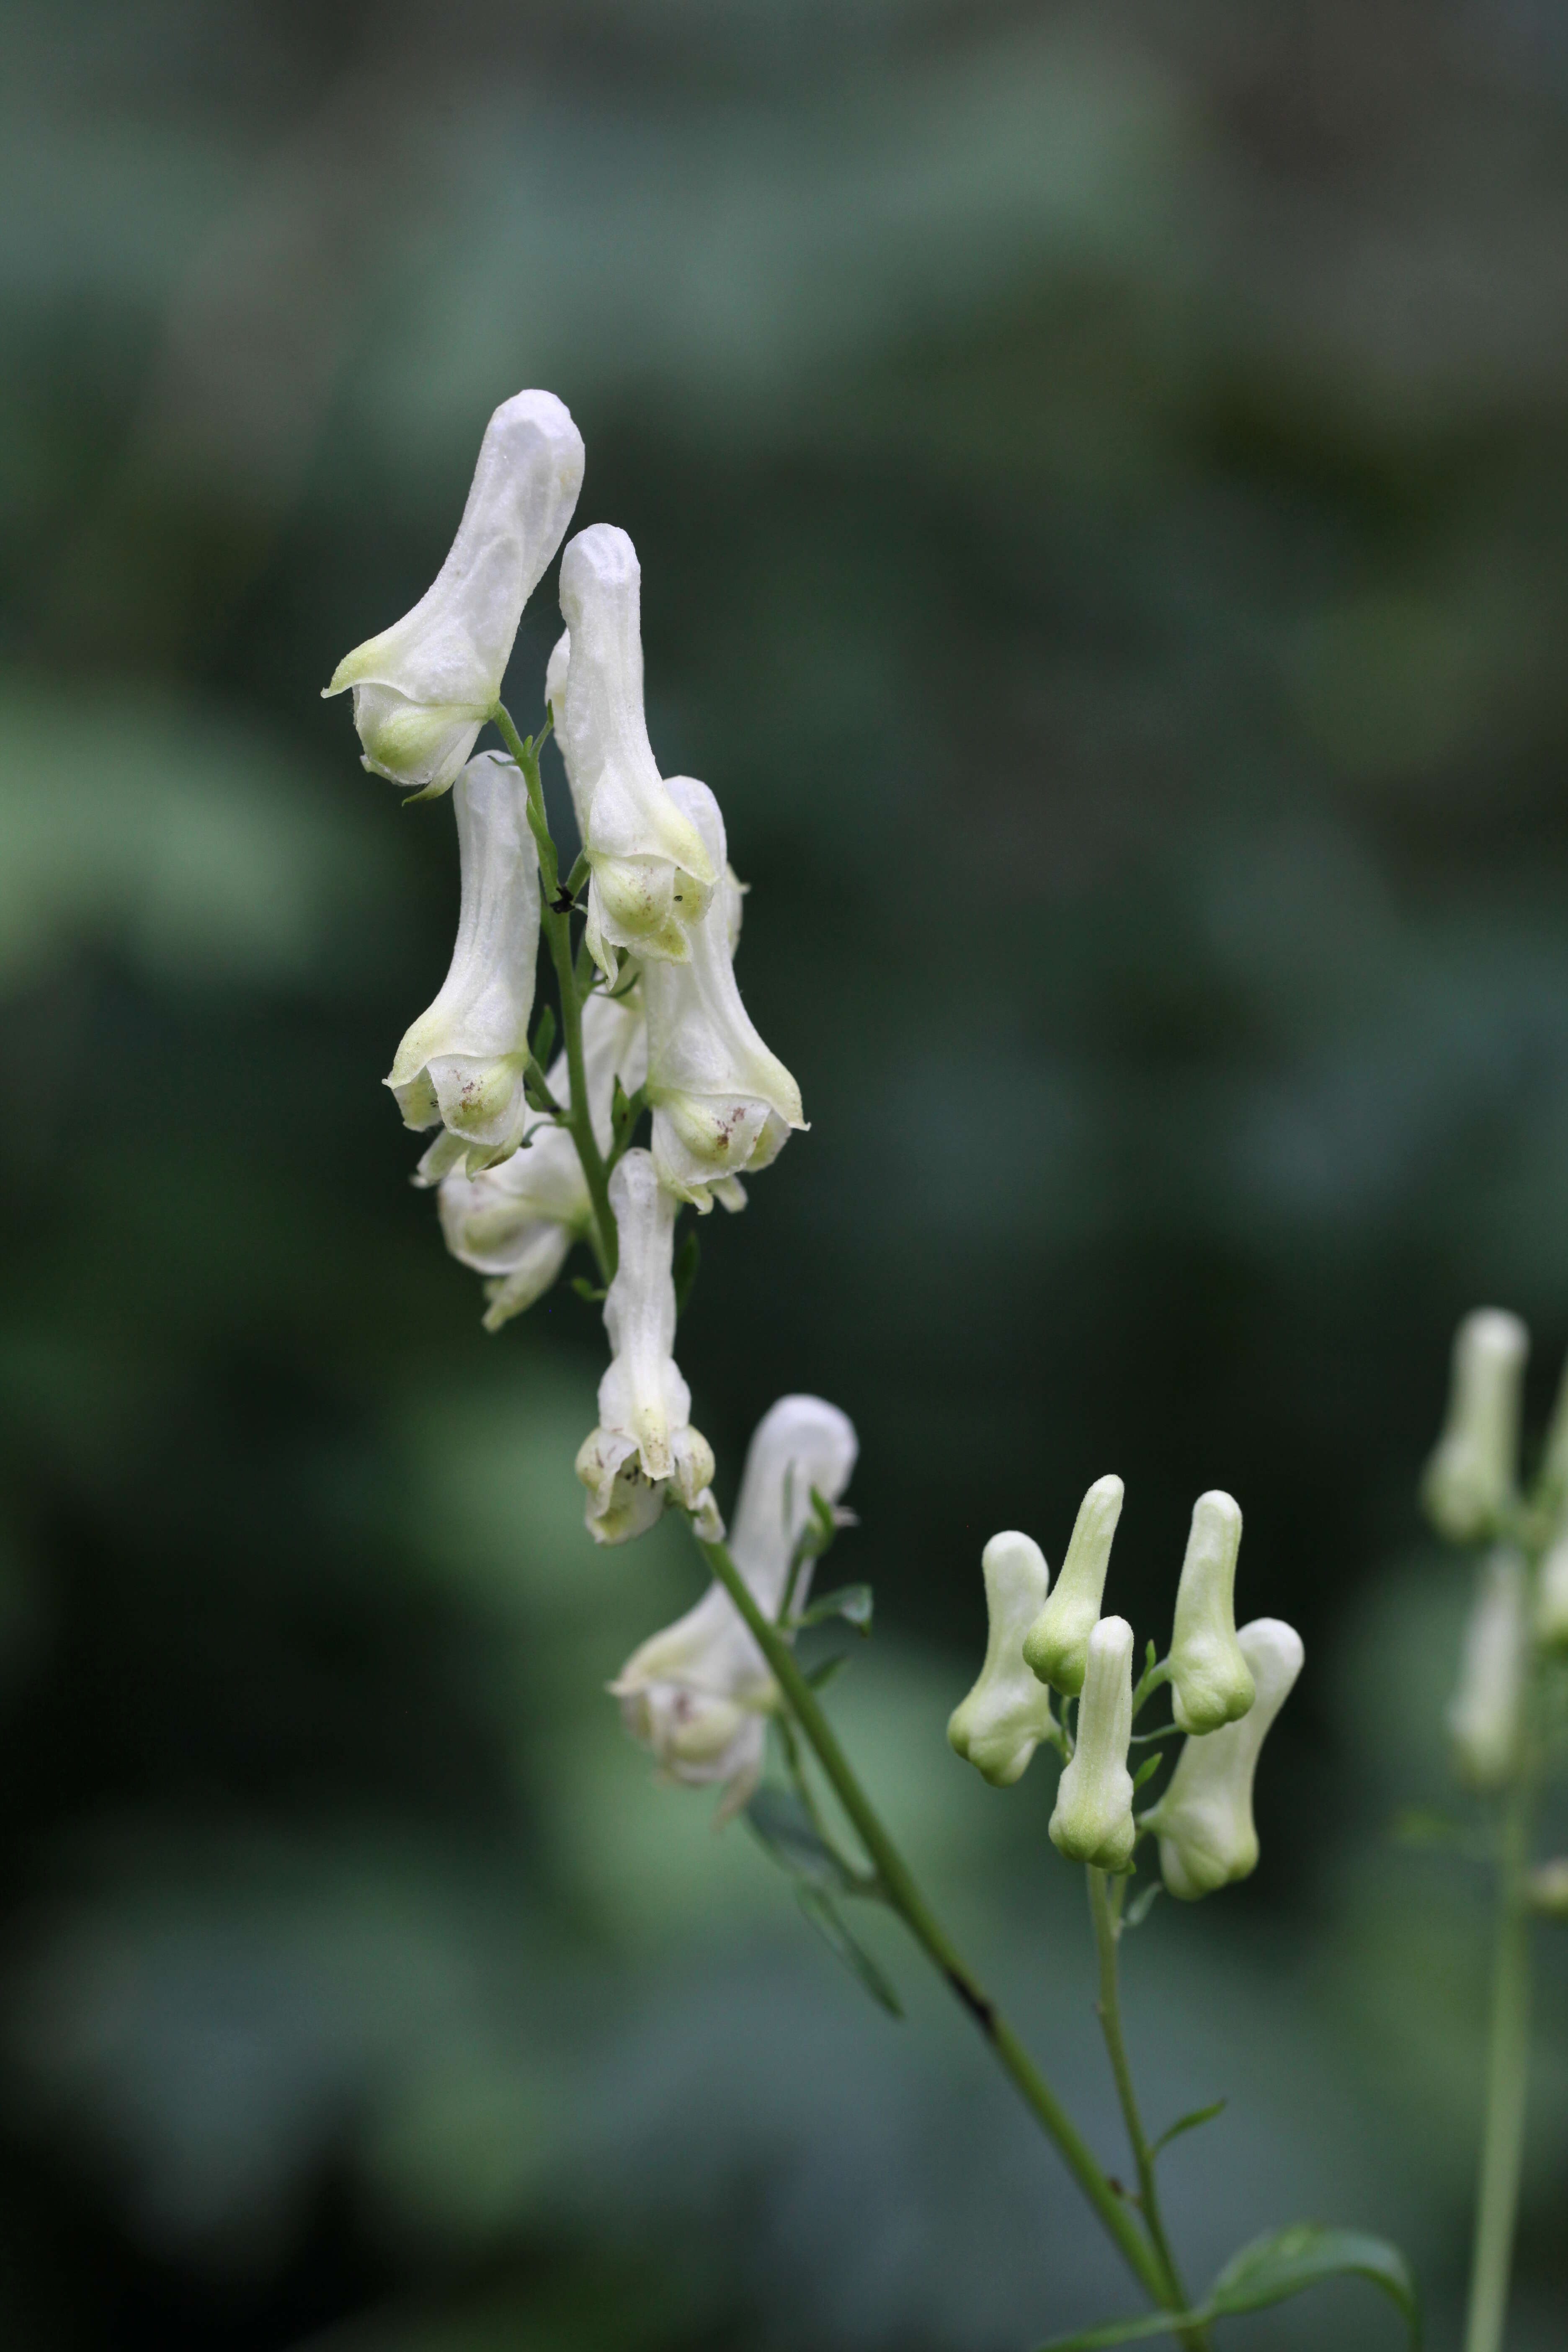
[611,1395,858,1813]
[1049,1614,1136,1871]
[384,751,540,1168]
[948,1531,1059,1786]
[575,1149,718,1544]
[433,990,647,1329]
[1168,1490,1254,1735]
[1422,1308,1528,1543]
[643,776,804,1208]
[324,390,584,795]
[1146,1617,1303,1900]
[1023,1475,1124,1698]
[1449,1546,1528,1790]
[554,525,717,976]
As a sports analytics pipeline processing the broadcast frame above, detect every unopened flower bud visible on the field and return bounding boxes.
[1527,1860,1568,1918]
[1022,1475,1123,1697]
[1168,1491,1253,1735]
[324,390,584,795]
[1536,1532,1568,1650]
[1049,1614,1136,1871]
[1449,1546,1527,1790]
[611,1395,857,1815]
[556,526,717,976]
[1422,1309,1528,1542]
[644,776,805,1209]
[1146,1617,1303,1901]
[948,1533,1059,1787]
[575,1150,719,1544]
[384,752,540,1168]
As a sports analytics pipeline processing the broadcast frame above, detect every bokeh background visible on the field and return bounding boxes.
[5,1,1568,2344]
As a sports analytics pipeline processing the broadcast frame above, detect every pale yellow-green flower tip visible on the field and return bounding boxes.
[1168,1490,1254,1736]
[1421,1308,1528,1543]
[1048,1614,1136,1871]
[948,1531,1058,1787]
[1021,1474,1123,1697]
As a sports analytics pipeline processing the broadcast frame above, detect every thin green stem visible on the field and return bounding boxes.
[1463,1762,1536,2352]
[1087,1870,1210,2352]
[492,705,618,1281]
[698,1534,1175,2313]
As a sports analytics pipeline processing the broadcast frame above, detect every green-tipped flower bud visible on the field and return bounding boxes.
[948,1532,1058,1787]
[1168,1490,1253,1735]
[1449,1546,1527,1790]
[1535,1531,1568,1650]
[1422,1309,1528,1542]
[1021,1475,1123,1697]
[1147,1617,1303,1901]
[1048,1614,1136,1871]
[1527,1860,1568,1918]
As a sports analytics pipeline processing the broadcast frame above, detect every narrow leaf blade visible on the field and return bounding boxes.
[797,1583,874,1634]
[1208,2224,1419,2341]
[745,1786,861,1895]
[1034,2309,1214,2350]
[1150,2098,1225,2157]
[794,1885,903,2017]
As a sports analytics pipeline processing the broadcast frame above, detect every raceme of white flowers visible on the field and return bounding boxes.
[612,1396,858,1813]
[947,1532,1059,1786]
[950,1474,1302,1895]
[325,390,585,796]
[1146,1618,1304,1899]
[1421,1307,1528,1542]
[385,750,542,1169]
[575,1149,720,1546]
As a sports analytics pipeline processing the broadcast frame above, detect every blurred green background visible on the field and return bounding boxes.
[4,1,1568,2344]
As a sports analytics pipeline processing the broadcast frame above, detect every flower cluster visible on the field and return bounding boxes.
[949,1475,1303,1898]
[326,387,805,1552]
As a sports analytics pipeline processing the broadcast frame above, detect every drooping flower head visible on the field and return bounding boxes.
[554,526,717,975]
[384,751,540,1169]
[1147,1618,1303,1899]
[575,1149,717,1543]
[325,390,584,795]
[1168,1490,1254,1736]
[433,988,647,1328]
[948,1531,1059,1787]
[1022,1475,1123,1698]
[1048,1614,1136,1871]
[611,1395,858,1813]
[643,776,804,1208]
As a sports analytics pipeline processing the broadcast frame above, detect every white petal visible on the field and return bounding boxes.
[728,1395,859,1618]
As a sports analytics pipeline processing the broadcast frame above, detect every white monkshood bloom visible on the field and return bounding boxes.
[611,1395,858,1813]
[1168,1490,1254,1736]
[1422,1308,1528,1542]
[643,776,804,1208]
[1146,1617,1303,1901]
[1023,1475,1124,1698]
[948,1531,1059,1787]
[576,1149,718,1544]
[1449,1546,1528,1790]
[384,751,540,1168]
[1536,1528,1568,1648]
[324,390,584,795]
[555,526,717,976]
[432,990,647,1328]
[1049,1614,1137,1870]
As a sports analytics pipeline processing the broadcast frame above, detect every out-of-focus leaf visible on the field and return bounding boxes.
[673,1231,700,1318]
[794,1583,873,1634]
[1149,2098,1224,2157]
[794,1886,903,2018]
[1035,2222,1419,2348]
[744,1786,862,1895]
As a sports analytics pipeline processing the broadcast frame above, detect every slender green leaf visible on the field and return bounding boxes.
[529,1004,557,1070]
[1207,2224,1418,2337]
[805,1654,850,1692]
[1150,2099,1225,2157]
[673,1231,700,1318]
[1123,1882,1162,1930]
[570,1276,607,1304]
[1131,1754,1163,1794]
[794,1885,903,2017]
[795,1583,873,1634]
[1034,2310,1210,2349]
[745,1787,863,1895]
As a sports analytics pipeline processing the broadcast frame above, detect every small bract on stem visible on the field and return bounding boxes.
[330,385,1416,2352]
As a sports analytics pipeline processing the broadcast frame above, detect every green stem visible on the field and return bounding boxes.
[698,1535,1175,2313]
[1463,1764,1536,2352]
[1087,1870,1210,2352]
[492,705,618,1281]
